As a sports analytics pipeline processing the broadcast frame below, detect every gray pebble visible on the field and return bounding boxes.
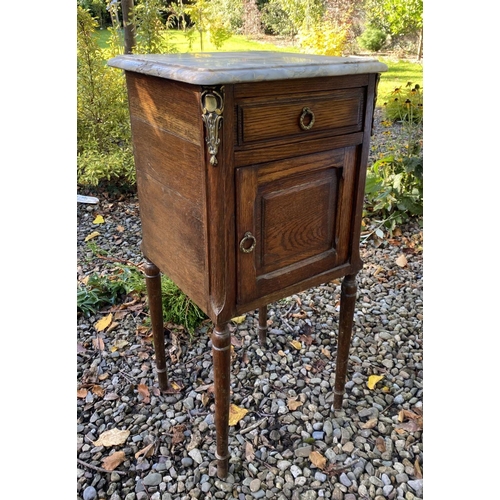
[83,486,97,500]
[143,472,162,486]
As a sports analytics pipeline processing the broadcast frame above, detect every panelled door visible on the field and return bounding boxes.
[236,146,359,305]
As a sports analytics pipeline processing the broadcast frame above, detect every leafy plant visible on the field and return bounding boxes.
[299,20,349,56]
[384,82,423,123]
[357,25,387,52]
[77,262,207,335]
[364,82,423,234]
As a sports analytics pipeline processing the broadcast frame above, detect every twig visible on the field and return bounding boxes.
[239,418,265,435]
[96,253,142,269]
[77,458,127,475]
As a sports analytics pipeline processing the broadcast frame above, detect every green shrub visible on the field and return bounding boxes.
[357,25,387,52]
[77,6,134,188]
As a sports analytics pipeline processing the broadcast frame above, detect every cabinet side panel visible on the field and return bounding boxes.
[125,73,209,313]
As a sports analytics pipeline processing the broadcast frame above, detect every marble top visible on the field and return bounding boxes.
[107,51,387,85]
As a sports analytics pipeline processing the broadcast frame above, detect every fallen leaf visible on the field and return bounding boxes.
[171,381,182,391]
[231,315,246,324]
[231,336,242,347]
[361,418,378,429]
[395,254,407,267]
[135,443,155,461]
[116,225,125,232]
[98,373,109,381]
[95,313,113,332]
[92,385,104,397]
[92,337,105,351]
[414,459,423,479]
[367,374,384,390]
[278,350,285,356]
[292,310,307,319]
[289,340,302,350]
[228,404,248,426]
[171,424,186,445]
[102,451,125,471]
[375,436,386,452]
[93,428,130,447]
[321,348,331,358]
[93,214,105,224]
[187,431,202,451]
[245,441,255,461]
[77,388,88,399]
[309,450,326,470]
[287,397,303,411]
[201,393,210,407]
[85,231,100,242]
[137,384,150,403]
[299,334,314,346]
[110,339,129,352]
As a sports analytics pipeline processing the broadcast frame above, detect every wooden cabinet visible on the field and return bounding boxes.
[108,52,387,479]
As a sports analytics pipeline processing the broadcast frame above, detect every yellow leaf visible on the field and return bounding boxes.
[102,451,125,471]
[110,339,129,352]
[289,340,302,350]
[309,450,326,470]
[93,214,105,224]
[287,397,303,411]
[395,254,407,267]
[95,313,113,332]
[93,428,130,447]
[171,381,181,391]
[367,374,384,390]
[228,404,248,426]
[231,315,246,324]
[85,231,100,242]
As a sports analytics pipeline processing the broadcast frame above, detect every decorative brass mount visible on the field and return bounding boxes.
[201,86,224,166]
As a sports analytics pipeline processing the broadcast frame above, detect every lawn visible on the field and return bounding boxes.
[95,29,423,105]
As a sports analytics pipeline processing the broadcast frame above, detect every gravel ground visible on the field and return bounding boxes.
[77,108,423,500]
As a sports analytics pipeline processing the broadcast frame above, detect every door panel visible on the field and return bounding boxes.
[236,147,358,305]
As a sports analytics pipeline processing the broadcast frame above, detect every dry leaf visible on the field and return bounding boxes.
[289,340,302,350]
[367,374,384,390]
[85,231,100,242]
[395,254,407,267]
[137,384,150,404]
[171,381,182,391]
[187,431,202,451]
[116,225,125,232]
[102,451,125,471]
[299,334,314,346]
[201,393,210,407]
[111,339,129,352]
[361,418,378,429]
[292,310,307,319]
[287,397,303,411]
[171,424,186,445]
[77,388,88,399]
[95,313,113,332]
[231,315,246,324]
[309,450,326,470]
[231,336,242,347]
[135,443,154,461]
[245,441,255,461]
[414,459,423,479]
[375,436,386,452]
[278,350,285,356]
[92,337,105,351]
[228,404,248,426]
[92,385,104,397]
[93,214,105,224]
[321,348,331,358]
[93,428,130,447]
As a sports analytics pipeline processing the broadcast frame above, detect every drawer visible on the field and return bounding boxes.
[236,87,365,146]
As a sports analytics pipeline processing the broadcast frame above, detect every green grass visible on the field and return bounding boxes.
[377,57,423,104]
[94,29,422,106]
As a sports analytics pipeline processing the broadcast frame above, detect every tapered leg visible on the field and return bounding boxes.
[212,322,231,478]
[143,259,169,392]
[333,273,358,410]
[258,305,268,345]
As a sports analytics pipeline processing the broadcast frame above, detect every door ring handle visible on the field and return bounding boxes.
[239,232,257,253]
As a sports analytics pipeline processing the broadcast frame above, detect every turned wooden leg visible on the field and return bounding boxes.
[258,305,268,345]
[212,322,231,479]
[143,259,169,392]
[333,273,358,411]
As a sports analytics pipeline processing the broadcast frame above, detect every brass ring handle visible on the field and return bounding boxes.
[299,107,315,131]
[239,232,257,253]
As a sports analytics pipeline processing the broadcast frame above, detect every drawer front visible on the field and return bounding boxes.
[237,88,365,146]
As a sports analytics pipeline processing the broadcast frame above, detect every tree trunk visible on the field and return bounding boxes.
[121,0,136,54]
[417,28,423,61]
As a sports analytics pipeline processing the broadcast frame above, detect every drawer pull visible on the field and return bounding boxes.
[239,232,257,253]
[299,107,315,131]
